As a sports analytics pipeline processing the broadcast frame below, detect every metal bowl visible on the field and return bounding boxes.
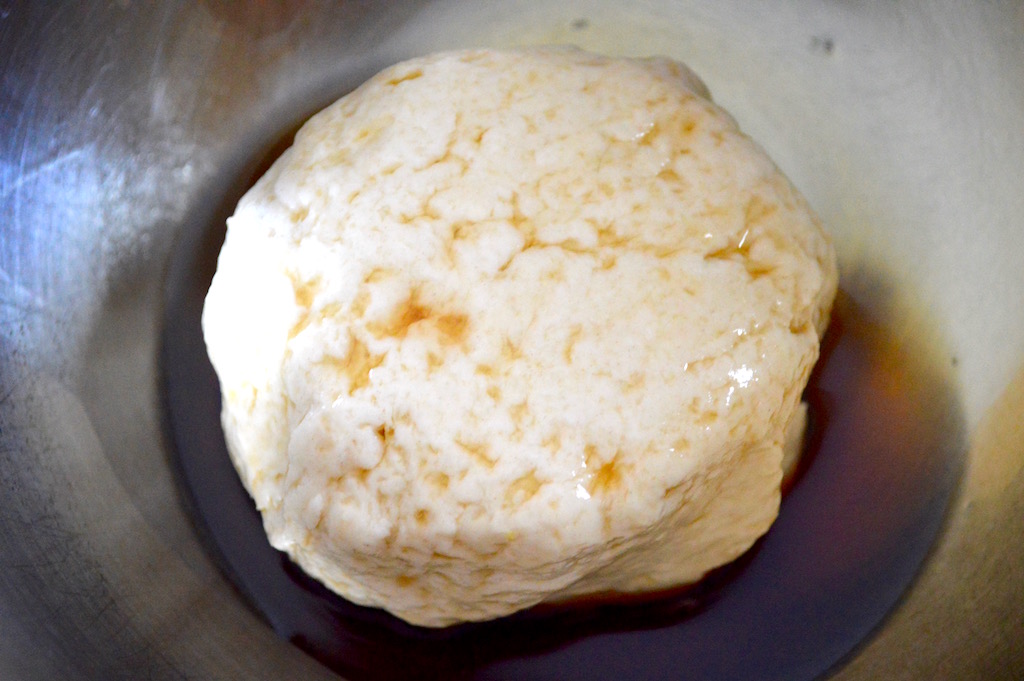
[2,2,1022,679]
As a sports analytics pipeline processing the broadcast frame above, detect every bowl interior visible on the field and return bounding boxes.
[2,2,1023,680]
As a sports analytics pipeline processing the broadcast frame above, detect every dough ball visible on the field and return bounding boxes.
[202,47,838,627]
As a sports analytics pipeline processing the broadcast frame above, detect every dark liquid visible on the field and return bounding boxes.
[161,137,964,681]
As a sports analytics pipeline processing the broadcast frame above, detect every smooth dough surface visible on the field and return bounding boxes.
[202,47,838,627]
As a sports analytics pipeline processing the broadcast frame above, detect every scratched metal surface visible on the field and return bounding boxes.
[1,2,1022,680]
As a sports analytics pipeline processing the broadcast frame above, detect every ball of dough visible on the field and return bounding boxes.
[202,47,838,627]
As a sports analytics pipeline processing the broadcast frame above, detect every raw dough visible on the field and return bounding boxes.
[202,47,837,627]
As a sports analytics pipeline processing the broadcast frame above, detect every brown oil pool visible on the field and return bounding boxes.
[161,138,964,681]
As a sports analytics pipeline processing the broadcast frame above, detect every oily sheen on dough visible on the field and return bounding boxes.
[202,47,838,627]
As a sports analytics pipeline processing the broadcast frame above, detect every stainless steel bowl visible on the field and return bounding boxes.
[2,2,1022,679]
